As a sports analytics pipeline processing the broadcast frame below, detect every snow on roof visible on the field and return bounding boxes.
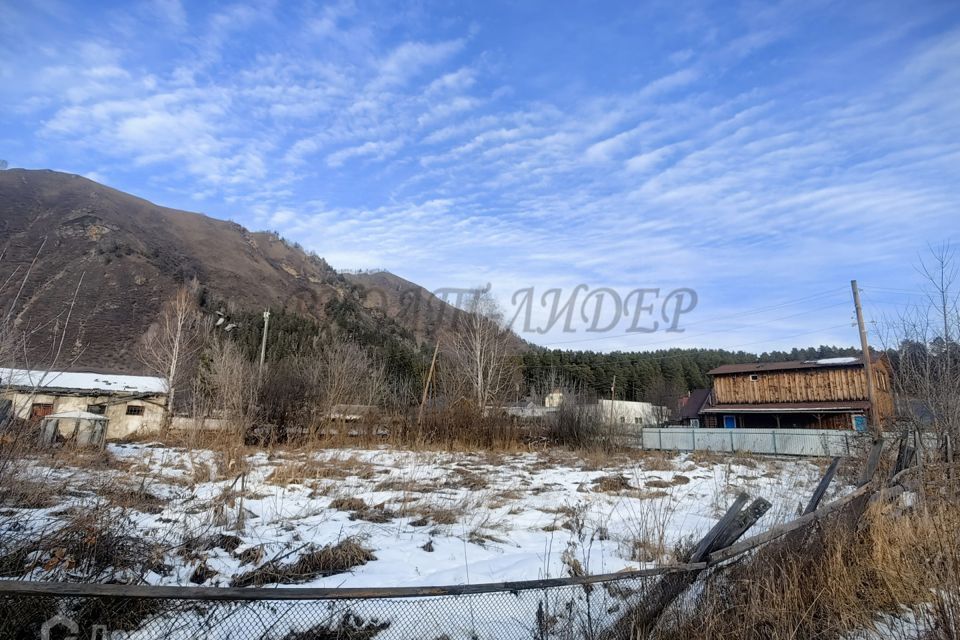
[809,357,859,365]
[0,368,167,395]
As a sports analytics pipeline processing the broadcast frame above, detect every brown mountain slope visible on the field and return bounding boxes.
[0,169,446,372]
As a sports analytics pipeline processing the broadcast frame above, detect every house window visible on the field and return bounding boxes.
[705,416,718,428]
[690,418,700,428]
[749,374,759,382]
[87,404,106,415]
[634,417,642,424]
[125,405,145,416]
[31,403,54,419]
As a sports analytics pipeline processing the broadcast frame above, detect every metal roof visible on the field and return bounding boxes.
[708,356,871,376]
[678,388,712,420]
[0,368,167,395]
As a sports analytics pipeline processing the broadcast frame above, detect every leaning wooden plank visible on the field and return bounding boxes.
[857,438,884,487]
[804,457,840,515]
[708,484,872,564]
[613,494,768,638]
[717,497,773,549]
[688,493,751,561]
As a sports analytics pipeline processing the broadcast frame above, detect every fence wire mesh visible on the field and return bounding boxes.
[0,572,683,640]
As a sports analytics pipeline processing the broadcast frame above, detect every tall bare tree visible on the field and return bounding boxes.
[298,335,387,433]
[205,336,258,439]
[442,289,518,412]
[880,244,960,453]
[139,285,206,428]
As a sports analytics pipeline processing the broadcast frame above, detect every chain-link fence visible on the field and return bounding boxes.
[0,567,701,640]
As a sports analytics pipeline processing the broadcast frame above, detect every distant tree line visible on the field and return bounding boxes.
[520,345,865,404]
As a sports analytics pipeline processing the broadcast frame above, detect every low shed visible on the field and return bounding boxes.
[0,368,168,439]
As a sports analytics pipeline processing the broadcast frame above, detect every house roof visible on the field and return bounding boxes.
[678,388,712,420]
[0,368,167,395]
[708,356,874,376]
[702,401,870,414]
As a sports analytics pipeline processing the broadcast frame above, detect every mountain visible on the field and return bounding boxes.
[0,169,452,373]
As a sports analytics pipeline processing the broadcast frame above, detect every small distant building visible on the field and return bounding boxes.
[328,404,378,422]
[0,368,167,440]
[677,388,713,428]
[703,356,894,430]
[500,399,555,419]
[598,399,669,427]
[544,389,568,408]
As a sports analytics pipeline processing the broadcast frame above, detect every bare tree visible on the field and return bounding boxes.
[139,285,206,428]
[879,243,960,455]
[205,336,258,439]
[442,289,519,413]
[300,335,387,434]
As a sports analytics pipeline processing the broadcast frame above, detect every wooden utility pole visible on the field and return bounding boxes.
[258,310,271,383]
[851,280,879,433]
[610,375,616,424]
[417,340,441,428]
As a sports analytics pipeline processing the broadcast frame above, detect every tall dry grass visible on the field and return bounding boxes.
[642,466,960,640]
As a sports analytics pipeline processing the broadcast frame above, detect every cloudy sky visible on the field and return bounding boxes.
[2,0,958,352]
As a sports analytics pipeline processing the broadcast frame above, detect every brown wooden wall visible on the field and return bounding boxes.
[712,363,894,422]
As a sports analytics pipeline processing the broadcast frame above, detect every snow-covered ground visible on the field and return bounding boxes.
[2,443,843,590]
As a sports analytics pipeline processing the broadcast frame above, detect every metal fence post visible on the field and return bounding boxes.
[730,429,735,453]
[658,428,663,451]
[692,429,696,452]
[772,431,778,455]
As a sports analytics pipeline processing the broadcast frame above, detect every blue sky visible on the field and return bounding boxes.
[2,0,959,352]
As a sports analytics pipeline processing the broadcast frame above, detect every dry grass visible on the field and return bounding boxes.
[593,474,633,493]
[266,455,375,485]
[642,475,960,640]
[230,537,375,587]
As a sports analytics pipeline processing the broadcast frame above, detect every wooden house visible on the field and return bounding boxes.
[703,356,894,430]
[676,388,713,427]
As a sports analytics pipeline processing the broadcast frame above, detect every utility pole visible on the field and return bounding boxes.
[258,310,270,384]
[610,375,616,425]
[851,281,878,433]
[417,340,441,429]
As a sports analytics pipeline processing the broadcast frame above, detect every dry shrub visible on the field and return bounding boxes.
[593,474,633,493]
[0,477,63,509]
[276,613,390,640]
[101,485,167,514]
[408,404,528,452]
[408,503,460,527]
[231,538,375,587]
[0,509,163,583]
[330,498,397,523]
[638,451,677,472]
[647,490,960,640]
[266,456,374,485]
[329,496,367,512]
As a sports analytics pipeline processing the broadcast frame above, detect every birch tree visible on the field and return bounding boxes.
[139,285,205,428]
[443,289,518,412]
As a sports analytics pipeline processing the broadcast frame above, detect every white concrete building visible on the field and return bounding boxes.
[0,368,168,440]
[598,398,670,427]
